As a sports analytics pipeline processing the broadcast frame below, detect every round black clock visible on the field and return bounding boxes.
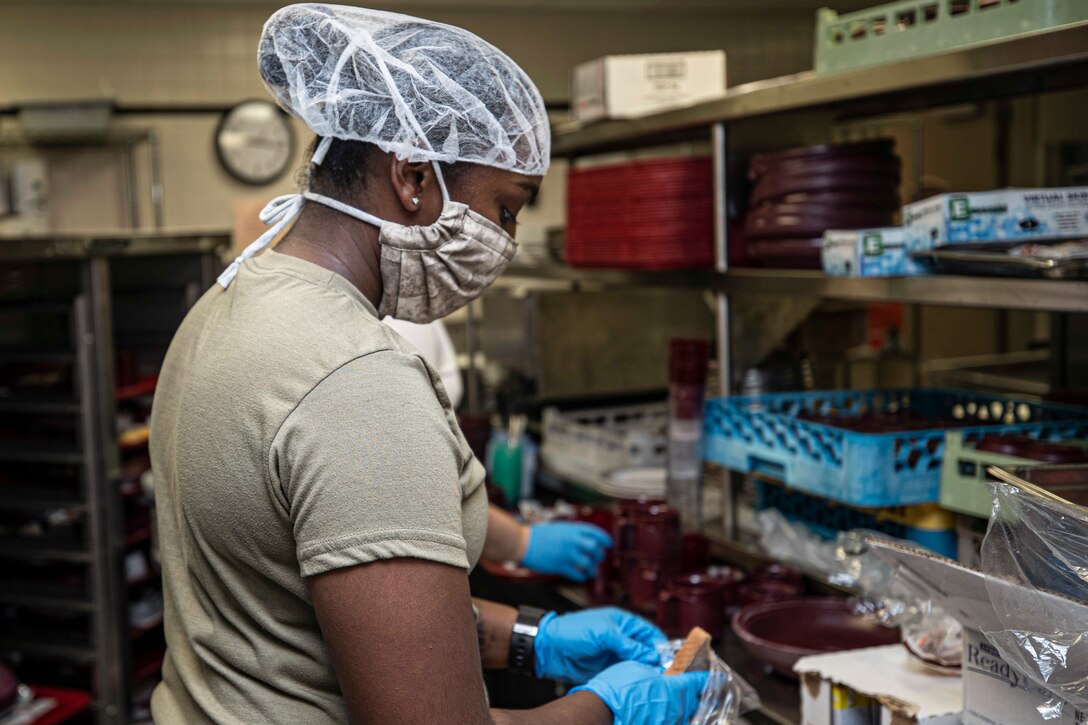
[215,100,295,185]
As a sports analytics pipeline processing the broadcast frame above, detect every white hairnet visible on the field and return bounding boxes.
[258,3,550,176]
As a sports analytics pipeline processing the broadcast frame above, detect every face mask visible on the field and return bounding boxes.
[218,160,518,324]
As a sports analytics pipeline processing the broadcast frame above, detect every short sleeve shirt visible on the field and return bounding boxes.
[148,250,488,724]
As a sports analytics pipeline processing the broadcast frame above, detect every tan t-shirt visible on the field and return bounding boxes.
[148,250,488,724]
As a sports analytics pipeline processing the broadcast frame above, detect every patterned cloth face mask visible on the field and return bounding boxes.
[217,140,518,324]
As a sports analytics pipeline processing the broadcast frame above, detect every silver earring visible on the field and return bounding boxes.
[411,196,420,206]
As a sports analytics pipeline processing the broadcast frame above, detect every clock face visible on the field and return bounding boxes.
[215,100,295,185]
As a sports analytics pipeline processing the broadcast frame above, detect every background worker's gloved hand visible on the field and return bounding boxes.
[534,608,666,684]
[570,661,708,725]
[520,521,612,581]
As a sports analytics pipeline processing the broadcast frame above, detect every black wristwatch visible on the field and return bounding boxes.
[508,606,547,677]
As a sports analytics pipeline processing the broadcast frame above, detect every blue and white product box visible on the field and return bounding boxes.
[903,187,1088,245]
[822,228,931,278]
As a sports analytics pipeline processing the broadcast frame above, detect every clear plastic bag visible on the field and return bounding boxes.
[756,509,964,666]
[981,479,1088,718]
[656,640,760,724]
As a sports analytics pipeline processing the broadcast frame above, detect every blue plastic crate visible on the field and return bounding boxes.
[705,388,1088,507]
[755,482,957,558]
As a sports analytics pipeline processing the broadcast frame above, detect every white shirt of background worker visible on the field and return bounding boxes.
[383,317,614,582]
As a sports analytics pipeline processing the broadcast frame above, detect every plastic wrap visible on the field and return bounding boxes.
[981,479,1088,717]
[756,511,963,666]
[656,640,760,724]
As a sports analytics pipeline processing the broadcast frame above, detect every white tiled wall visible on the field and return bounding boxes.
[0,2,817,232]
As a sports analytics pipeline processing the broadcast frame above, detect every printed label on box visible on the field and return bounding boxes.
[962,629,1086,725]
[823,228,931,277]
[903,187,1088,244]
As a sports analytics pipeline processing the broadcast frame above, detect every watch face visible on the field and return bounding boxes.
[216,100,295,185]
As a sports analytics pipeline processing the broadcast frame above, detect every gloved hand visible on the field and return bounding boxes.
[571,661,709,725]
[534,607,666,684]
[521,521,612,581]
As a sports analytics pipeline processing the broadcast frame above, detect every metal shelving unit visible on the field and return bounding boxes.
[0,231,227,724]
[552,21,1088,155]
[539,22,1088,547]
[504,264,1088,313]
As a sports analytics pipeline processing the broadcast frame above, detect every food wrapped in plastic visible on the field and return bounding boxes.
[655,640,760,724]
[981,474,1088,717]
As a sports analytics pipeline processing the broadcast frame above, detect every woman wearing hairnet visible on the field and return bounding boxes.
[149,4,706,724]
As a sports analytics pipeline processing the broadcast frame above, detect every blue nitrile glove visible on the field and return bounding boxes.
[571,661,709,725]
[521,521,612,581]
[534,607,667,684]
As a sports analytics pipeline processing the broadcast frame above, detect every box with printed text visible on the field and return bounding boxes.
[903,187,1088,245]
[571,51,726,123]
[870,540,1088,725]
[822,227,932,278]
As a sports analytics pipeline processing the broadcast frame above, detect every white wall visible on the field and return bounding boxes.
[0,1,818,233]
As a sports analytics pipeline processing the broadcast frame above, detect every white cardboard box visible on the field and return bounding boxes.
[796,645,962,725]
[571,51,726,123]
[902,187,1088,245]
[822,228,932,278]
[870,540,1088,725]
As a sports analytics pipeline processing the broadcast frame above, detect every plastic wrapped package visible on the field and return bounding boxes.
[656,640,760,724]
[755,509,965,666]
[981,476,1088,717]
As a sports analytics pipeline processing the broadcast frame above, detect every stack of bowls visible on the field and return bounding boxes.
[743,140,901,268]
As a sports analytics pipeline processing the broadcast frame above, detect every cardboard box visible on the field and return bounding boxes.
[822,228,932,278]
[903,187,1088,245]
[870,540,1088,725]
[797,645,962,725]
[571,51,726,122]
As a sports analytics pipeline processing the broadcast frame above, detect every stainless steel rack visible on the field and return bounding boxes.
[552,21,1088,156]
[504,264,1088,314]
[531,21,1088,577]
[0,231,227,724]
[539,20,1088,398]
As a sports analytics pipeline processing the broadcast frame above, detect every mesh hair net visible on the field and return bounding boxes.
[258,3,550,176]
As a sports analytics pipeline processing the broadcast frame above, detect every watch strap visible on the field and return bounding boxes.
[509,606,547,677]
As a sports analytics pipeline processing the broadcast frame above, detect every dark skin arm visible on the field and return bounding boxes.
[308,558,612,725]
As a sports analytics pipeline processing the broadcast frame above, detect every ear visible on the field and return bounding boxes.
[389,157,438,214]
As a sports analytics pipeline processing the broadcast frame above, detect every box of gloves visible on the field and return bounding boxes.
[903,187,1088,245]
[822,227,932,277]
[571,51,726,122]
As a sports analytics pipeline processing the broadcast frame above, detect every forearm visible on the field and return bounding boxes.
[473,598,518,669]
[483,505,529,563]
[492,692,612,725]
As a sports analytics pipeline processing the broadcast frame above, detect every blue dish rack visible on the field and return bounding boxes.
[754,482,957,559]
[704,388,1088,507]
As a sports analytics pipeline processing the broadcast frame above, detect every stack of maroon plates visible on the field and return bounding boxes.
[566,157,714,269]
[743,140,901,269]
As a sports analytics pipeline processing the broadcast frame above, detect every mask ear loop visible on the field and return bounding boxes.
[311,136,334,166]
[431,161,451,205]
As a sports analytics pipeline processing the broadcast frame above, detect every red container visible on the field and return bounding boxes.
[628,565,672,614]
[739,579,805,607]
[681,532,710,574]
[657,573,729,639]
[706,565,747,613]
[566,157,714,270]
[577,506,616,605]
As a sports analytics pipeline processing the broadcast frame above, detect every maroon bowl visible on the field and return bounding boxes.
[732,597,901,679]
[976,434,1038,457]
